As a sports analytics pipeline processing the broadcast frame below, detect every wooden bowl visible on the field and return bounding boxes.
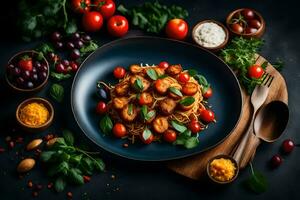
[226,8,265,38]
[192,20,229,52]
[16,97,54,133]
[206,154,239,184]
[5,50,49,93]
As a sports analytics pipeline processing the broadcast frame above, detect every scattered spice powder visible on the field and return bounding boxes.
[19,102,49,126]
[209,158,236,182]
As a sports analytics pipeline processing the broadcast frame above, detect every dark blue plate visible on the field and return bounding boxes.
[71,37,242,161]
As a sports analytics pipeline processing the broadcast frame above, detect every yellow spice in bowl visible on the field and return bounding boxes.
[209,158,236,182]
[19,102,49,126]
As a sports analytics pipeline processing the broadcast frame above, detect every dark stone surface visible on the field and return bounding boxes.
[0,0,299,199]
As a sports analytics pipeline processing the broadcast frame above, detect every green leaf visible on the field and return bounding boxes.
[80,41,99,55]
[54,177,66,192]
[62,129,74,146]
[245,164,268,194]
[142,129,152,141]
[140,105,148,120]
[146,69,158,80]
[133,78,144,92]
[184,137,199,149]
[93,158,105,171]
[65,19,77,34]
[146,110,156,121]
[50,72,72,81]
[40,151,56,162]
[48,161,69,177]
[194,74,208,86]
[68,168,84,185]
[80,157,94,175]
[179,97,195,106]
[36,43,54,54]
[128,104,133,115]
[69,154,82,164]
[188,69,198,77]
[50,83,64,103]
[171,120,187,133]
[261,61,268,69]
[273,58,284,72]
[169,87,183,97]
[117,4,129,15]
[100,115,113,135]
[158,74,168,79]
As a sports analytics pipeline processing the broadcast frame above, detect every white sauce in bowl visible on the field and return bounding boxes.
[194,22,226,48]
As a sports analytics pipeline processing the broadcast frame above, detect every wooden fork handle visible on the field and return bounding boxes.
[240,133,261,169]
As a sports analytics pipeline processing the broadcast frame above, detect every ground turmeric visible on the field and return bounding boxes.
[19,102,49,126]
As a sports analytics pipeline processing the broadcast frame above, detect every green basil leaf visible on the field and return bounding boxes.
[65,19,77,34]
[133,78,144,92]
[128,104,133,115]
[179,97,195,106]
[146,69,158,80]
[48,161,69,177]
[195,74,208,86]
[54,177,66,192]
[93,158,105,171]
[171,120,187,133]
[80,157,94,175]
[50,71,72,81]
[36,43,54,54]
[69,154,82,165]
[62,129,74,146]
[80,41,99,55]
[40,151,56,162]
[201,84,211,94]
[100,115,113,135]
[158,74,168,79]
[142,129,152,141]
[169,87,183,97]
[184,137,199,149]
[188,69,198,77]
[245,167,268,194]
[146,110,156,121]
[140,105,148,120]
[68,168,84,185]
[50,83,64,103]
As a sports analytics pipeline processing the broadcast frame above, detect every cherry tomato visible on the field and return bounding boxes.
[94,0,116,19]
[82,11,103,32]
[282,139,295,154]
[203,87,213,99]
[231,23,244,33]
[113,66,126,79]
[158,61,169,70]
[71,0,91,14]
[248,19,261,29]
[154,79,169,94]
[140,129,154,144]
[270,154,282,168]
[241,9,255,20]
[165,19,188,40]
[107,15,129,37]
[96,101,107,114]
[245,27,257,34]
[178,72,190,84]
[139,92,153,106]
[18,58,33,71]
[182,82,198,96]
[189,120,202,134]
[248,64,264,79]
[113,123,127,138]
[163,130,177,143]
[200,109,215,123]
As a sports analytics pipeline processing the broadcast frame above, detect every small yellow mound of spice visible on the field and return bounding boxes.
[209,158,236,182]
[19,102,49,126]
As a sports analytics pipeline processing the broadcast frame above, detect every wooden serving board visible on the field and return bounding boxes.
[167,54,288,180]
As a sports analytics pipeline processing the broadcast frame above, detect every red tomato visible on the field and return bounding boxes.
[82,11,103,32]
[139,92,153,106]
[18,57,33,71]
[113,123,127,138]
[248,19,261,29]
[178,72,190,83]
[200,109,215,123]
[72,0,91,14]
[107,15,129,37]
[203,87,213,99]
[113,66,126,79]
[189,120,202,134]
[163,130,177,143]
[140,129,154,144]
[96,101,107,114]
[241,9,255,20]
[231,23,243,33]
[248,64,264,79]
[94,0,116,19]
[158,61,169,70]
[165,19,188,40]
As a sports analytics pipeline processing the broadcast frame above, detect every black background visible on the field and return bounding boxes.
[1,0,300,199]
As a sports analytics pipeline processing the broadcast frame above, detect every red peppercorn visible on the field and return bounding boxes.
[83,175,91,183]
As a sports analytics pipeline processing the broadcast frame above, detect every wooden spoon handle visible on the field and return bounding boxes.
[240,133,261,169]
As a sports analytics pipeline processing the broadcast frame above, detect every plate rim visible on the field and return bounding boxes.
[71,36,243,161]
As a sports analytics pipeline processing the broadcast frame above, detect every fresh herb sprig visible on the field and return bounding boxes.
[117,1,188,34]
[50,83,64,103]
[244,162,268,194]
[171,120,199,149]
[40,130,105,192]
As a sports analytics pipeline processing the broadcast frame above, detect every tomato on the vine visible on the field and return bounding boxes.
[165,19,188,40]
[163,130,177,143]
[203,87,213,99]
[113,66,126,79]
[248,64,264,79]
[189,120,202,134]
[72,0,91,14]
[95,0,116,19]
[113,123,127,138]
[178,72,190,84]
[107,15,129,37]
[82,11,103,32]
[200,109,215,123]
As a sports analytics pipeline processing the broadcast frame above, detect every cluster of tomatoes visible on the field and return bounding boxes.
[72,0,128,37]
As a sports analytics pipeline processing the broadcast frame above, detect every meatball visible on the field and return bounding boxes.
[130,64,144,74]
[159,98,177,115]
[112,97,129,110]
[121,104,138,122]
[182,82,198,96]
[154,78,170,95]
[115,81,129,96]
[152,116,169,134]
[166,64,182,76]
[139,92,154,106]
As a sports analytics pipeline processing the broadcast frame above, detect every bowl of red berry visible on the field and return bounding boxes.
[5,50,49,93]
[226,8,265,38]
